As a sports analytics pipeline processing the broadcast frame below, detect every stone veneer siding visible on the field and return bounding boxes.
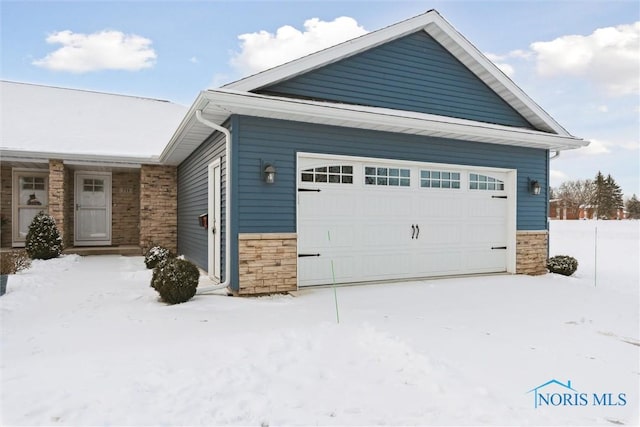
[140,165,177,253]
[112,171,141,246]
[238,233,297,295]
[48,160,68,246]
[516,230,548,275]
[0,165,12,247]
[63,167,74,247]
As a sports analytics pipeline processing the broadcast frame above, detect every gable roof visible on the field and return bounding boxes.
[223,10,569,136]
[0,81,188,162]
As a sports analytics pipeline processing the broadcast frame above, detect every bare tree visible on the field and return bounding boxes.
[556,179,593,218]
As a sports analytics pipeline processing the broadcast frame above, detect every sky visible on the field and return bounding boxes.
[1,0,639,198]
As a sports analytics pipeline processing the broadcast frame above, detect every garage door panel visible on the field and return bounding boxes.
[464,248,507,272]
[413,250,463,275]
[414,195,465,218]
[419,223,462,245]
[361,221,413,247]
[298,155,510,287]
[298,193,356,218]
[360,192,413,217]
[359,250,412,280]
[467,223,507,243]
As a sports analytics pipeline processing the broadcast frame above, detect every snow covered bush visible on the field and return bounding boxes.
[150,258,199,304]
[144,245,174,269]
[25,212,63,260]
[547,255,578,276]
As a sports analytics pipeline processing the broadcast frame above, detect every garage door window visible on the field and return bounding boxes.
[365,166,410,187]
[469,173,504,190]
[301,165,353,184]
[420,170,460,189]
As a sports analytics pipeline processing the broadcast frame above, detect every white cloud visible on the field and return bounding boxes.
[230,16,368,75]
[550,169,569,181]
[597,105,609,113]
[189,56,199,64]
[33,30,156,73]
[580,138,611,155]
[531,22,640,96]
[484,52,520,77]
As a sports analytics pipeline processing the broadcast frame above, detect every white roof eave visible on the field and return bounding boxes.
[0,148,158,166]
[162,90,586,165]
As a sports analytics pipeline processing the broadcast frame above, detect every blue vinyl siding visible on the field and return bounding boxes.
[261,31,534,129]
[177,129,227,276]
[235,115,547,236]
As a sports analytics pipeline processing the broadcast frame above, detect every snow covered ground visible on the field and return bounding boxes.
[1,220,638,426]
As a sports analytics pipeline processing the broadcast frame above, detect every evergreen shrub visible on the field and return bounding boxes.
[547,255,578,276]
[151,258,199,304]
[25,212,63,260]
[144,245,174,269]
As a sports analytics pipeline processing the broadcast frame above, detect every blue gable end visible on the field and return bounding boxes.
[261,31,535,129]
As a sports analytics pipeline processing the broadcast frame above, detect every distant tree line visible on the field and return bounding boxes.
[551,171,639,219]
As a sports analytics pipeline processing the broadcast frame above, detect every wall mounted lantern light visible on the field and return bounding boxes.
[263,164,276,184]
[528,178,541,196]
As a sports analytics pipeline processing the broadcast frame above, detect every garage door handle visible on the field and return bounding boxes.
[492,195,508,199]
[491,246,507,250]
[411,224,415,239]
[298,253,321,257]
[298,188,321,192]
[415,224,420,239]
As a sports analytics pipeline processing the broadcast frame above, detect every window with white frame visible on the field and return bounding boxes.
[364,166,410,187]
[420,170,460,189]
[301,165,353,184]
[469,173,504,190]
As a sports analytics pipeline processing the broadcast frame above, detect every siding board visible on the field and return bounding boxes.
[177,129,227,276]
[236,115,547,236]
[262,31,534,129]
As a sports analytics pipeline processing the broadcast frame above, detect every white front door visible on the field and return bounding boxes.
[12,170,49,247]
[75,172,112,246]
[208,160,222,280]
[297,154,515,287]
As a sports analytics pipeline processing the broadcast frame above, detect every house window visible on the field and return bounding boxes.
[420,170,460,189]
[365,166,410,187]
[469,173,504,190]
[301,165,353,184]
[83,179,105,192]
[21,177,46,191]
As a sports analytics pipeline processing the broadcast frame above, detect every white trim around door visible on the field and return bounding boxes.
[74,171,112,246]
[12,168,49,247]
[208,159,222,281]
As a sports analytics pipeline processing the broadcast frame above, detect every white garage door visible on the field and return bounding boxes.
[297,154,514,287]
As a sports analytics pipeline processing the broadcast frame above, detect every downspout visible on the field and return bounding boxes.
[194,109,232,294]
[550,150,560,160]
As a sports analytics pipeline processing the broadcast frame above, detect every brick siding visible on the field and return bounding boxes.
[48,160,67,246]
[112,171,140,246]
[0,165,12,247]
[238,233,297,295]
[140,165,177,253]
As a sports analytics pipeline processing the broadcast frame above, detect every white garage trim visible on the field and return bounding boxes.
[296,152,516,286]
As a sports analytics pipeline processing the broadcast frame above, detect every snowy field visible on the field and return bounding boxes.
[1,220,638,426]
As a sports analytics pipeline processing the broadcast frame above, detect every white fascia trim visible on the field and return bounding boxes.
[203,90,587,150]
[159,92,211,164]
[0,149,156,165]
